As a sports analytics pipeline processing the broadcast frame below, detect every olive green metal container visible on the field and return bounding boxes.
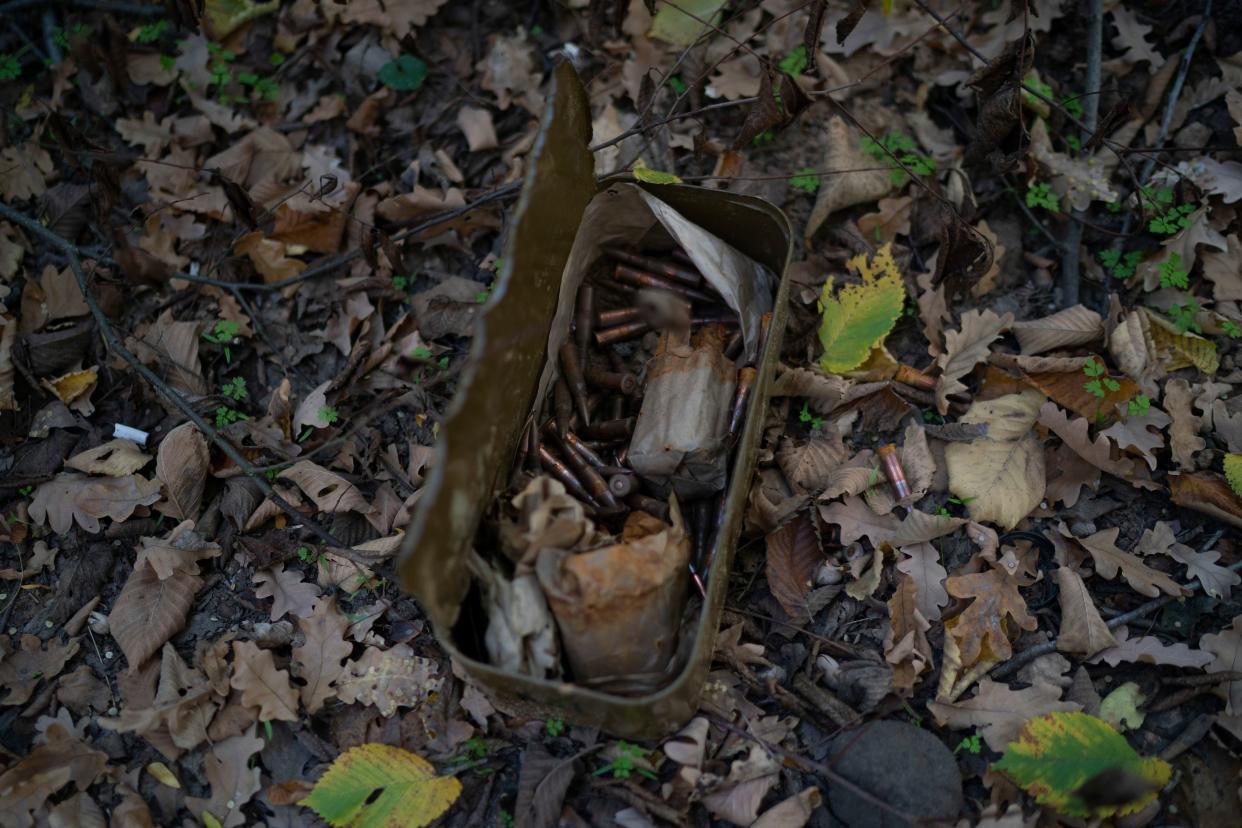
[398,62,793,739]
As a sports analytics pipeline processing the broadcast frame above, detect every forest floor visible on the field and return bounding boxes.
[3,1,1242,826]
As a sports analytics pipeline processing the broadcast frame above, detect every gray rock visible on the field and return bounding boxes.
[823,720,962,828]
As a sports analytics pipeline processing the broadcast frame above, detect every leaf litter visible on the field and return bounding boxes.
[0,1,1241,826]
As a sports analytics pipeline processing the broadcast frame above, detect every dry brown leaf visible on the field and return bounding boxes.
[0,729,107,827]
[702,745,780,826]
[1043,442,1100,508]
[900,422,936,503]
[935,309,1014,414]
[278,460,376,519]
[1200,616,1242,715]
[155,422,209,521]
[1067,526,1188,598]
[0,142,53,201]
[96,644,217,754]
[1029,118,1117,209]
[884,571,933,695]
[129,311,206,396]
[1037,401,1154,488]
[895,542,949,622]
[456,105,498,151]
[805,117,891,240]
[230,641,298,722]
[1011,305,1104,355]
[818,495,898,547]
[971,220,1005,297]
[751,787,822,828]
[1099,405,1171,471]
[186,726,263,828]
[1109,6,1164,68]
[765,513,826,620]
[916,272,951,358]
[0,634,80,706]
[1138,522,1239,599]
[254,565,321,622]
[30,473,162,534]
[293,598,353,713]
[1164,378,1206,467]
[1171,472,1242,528]
[340,0,448,39]
[1053,566,1117,656]
[945,565,1038,666]
[892,509,966,547]
[0,316,16,413]
[771,365,854,412]
[1090,626,1213,668]
[857,196,912,244]
[42,367,98,415]
[234,232,306,283]
[944,392,1045,530]
[336,643,442,717]
[1202,233,1242,301]
[135,521,221,581]
[476,31,542,111]
[927,678,1081,751]
[65,439,151,476]
[108,561,201,672]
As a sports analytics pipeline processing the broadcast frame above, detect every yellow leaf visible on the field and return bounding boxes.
[1225,454,1242,498]
[301,743,461,828]
[1144,307,1218,373]
[203,0,280,40]
[146,761,181,788]
[818,243,905,373]
[202,813,223,828]
[632,161,682,185]
[648,0,728,45]
[944,391,1046,529]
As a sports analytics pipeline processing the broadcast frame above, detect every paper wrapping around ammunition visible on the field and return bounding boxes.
[536,501,690,690]
[627,335,737,500]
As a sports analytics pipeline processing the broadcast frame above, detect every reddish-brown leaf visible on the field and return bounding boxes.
[764,513,825,619]
[108,561,201,672]
[945,566,1037,666]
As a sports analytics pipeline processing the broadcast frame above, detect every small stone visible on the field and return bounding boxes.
[824,720,962,828]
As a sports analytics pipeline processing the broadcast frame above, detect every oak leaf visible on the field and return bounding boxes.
[776,434,848,496]
[337,644,442,717]
[1164,378,1206,467]
[155,422,209,521]
[818,495,897,547]
[293,599,354,713]
[187,726,264,828]
[30,473,162,534]
[805,117,892,240]
[1053,567,1117,657]
[341,0,450,39]
[254,565,321,622]
[135,521,221,581]
[1137,521,1238,599]
[230,641,298,722]
[65,439,151,476]
[1011,305,1103,355]
[0,634,80,706]
[279,460,378,521]
[884,572,932,695]
[1021,365,1138,422]
[1044,442,1100,508]
[1090,626,1213,669]
[1037,402,1155,489]
[895,542,949,622]
[935,308,1013,413]
[945,565,1038,666]
[1099,405,1171,471]
[108,561,201,672]
[944,392,1045,529]
[0,729,107,828]
[927,678,1081,751]
[1068,526,1187,598]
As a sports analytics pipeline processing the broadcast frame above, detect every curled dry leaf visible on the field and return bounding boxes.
[1138,521,1239,600]
[818,495,898,547]
[186,726,264,828]
[944,391,1045,530]
[935,308,1013,414]
[701,744,780,826]
[945,565,1038,667]
[884,572,933,695]
[65,439,151,477]
[916,272,951,358]
[1053,567,1117,657]
[108,561,202,672]
[927,678,1081,752]
[764,513,826,621]
[30,473,163,534]
[1011,305,1104,355]
[1099,405,1170,471]
[751,787,822,828]
[1170,472,1242,529]
[771,365,853,413]
[776,434,847,496]
[135,521,221,580]
[155,422,209,521]
[0,634,80,706]
[279,460,378,522]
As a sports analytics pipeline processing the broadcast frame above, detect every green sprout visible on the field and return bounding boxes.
[214,406,247,428]
[1127,394,1151,417]
[379,54,429,91]
[751,130,775,147]
[221,376,247,401]
[317,405,339,425]
[861,131,935,185]
[778,44,808,77]
[202,319,242,362]
[1098,249,1142,280]
[1025,182,1059,212]
[1221,318,1242,339]
[1082,357,1119,398]
[789,168,820,193]
[410,346,433,360]
[668,74,687,95]
[546,717,565,737]
[269,52,286,67]
[1168,302,1202,334]
[18,485,33,497]
[134,19,170,43]
[1158,253,1189,290]
[0,52,22,81]
[593,742,656,781]
[1021,74,1053,109]
[954,733,982,755]
[798,400,825,431]
[392,275,408,291]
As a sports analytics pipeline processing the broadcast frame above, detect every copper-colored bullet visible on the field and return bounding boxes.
[539,445,594,504]
[608,472,637,498]
[554,379,573,438]
[878,443,911,500]
[613,265,716,304]
[604,246,702,287]
[610,394,626,421]
[691,499,711,566]
[595,321,651,346]
[615,444,629,467]
[557,433,618,508]
[597,306,642,327]
[559,342,591,426]
[724,329,744,360]
[563,431,607,470]
[728,367,757,438]
[580,417,635,441]
[626,494,670,523]
[693,307,737,325]
[527,422,541,473]
[688,563,707,598]
[575,284,594,360]
[585,366,639,395]
[894,363,937,391]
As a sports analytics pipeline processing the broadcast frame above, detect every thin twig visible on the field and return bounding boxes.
[0,202,387,575]
[992,530,1232,680]
[1059,0,1103,308]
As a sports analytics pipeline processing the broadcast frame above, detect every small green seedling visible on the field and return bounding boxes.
[0,52,22,81]
[18,485,33,497]
[954,733,982,755]
[262,720,274,740]
[861,131,935,185]
[778,44,808,77]
[1157,253,1188,290]
[1221,318,1242,339]
[1168,301,1202,334]
[317,405,339,425]
[668,74,687,95]
[1025,182,1059,212]
[1098,249,1142,281]
[499,810,515,828]
[1083,357,1120,398]
[1127,394,1151,417]
[214,406,247,428]
[798,401,825,431]
[752,130,775,147]
[546,717,565,737]
[202,319,242,362]
[410,346,433,360]
[297,545,327,567]
[593,742,656,781]
[134,19,170,43]
[221,376,247,401]
[789,168,820,193]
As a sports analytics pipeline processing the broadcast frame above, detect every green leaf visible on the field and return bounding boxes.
[302,744,462,828]
[632,162,682,185]
[789,168,820,193]
[778,44,808,77]
[993,712,1170,818]
[817,243,905,373]
[1098,682,1145,731]
[379,55,429,92]
[648,0,728,45]
[1225,454,1242,498]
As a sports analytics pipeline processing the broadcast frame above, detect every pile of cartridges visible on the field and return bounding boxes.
[512,245,768,596]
